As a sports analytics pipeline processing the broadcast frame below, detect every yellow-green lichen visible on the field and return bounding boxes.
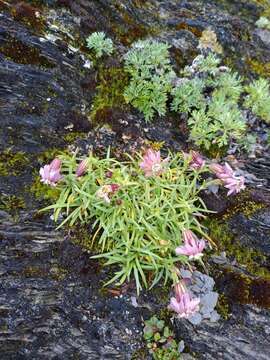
[223,195,265,220]
[215,293,231,320]
[198,29,223,54]
[30,173,60,202]
[131,348,148,360]
[49,265,69,281]
[201,143,228,159]
[63,131,88,144]
[22,266,47,278]
[246,59,270,78]
[22,265,68,281]
[0,150,29,176]
[0,195,26,213]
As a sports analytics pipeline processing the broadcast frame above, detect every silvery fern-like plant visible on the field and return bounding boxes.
[86,32,114,58]
[244,78,270,123]
[124,39,175,121]
[255,16,270,30]
[212,72,243,103]
[172,53,246,149]
[191,53,221,75]
[171,78,206,114]
[189,95,246,149]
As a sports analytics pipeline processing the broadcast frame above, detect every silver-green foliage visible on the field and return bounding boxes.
[86,32,114,58]
[244,78,270,123]
[43,151,211,294]
[189,95,246,149]
[192,53,221,75]
[124,39,175,121]
[171,78,206,113]
[212,72,243,103]
[172,53,246,149]
[255,16,270,30]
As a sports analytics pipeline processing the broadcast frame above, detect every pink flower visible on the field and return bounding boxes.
[209,162,234,179]
[174,281,187,301]
[96,184,120,203]
[183,150,205,170]
[223,176,245,196]
[175,229,205,260]
[39,158,62,187]
[210,162,245,196]
[168,281,200,318]
[140,149,168,177]
[76,159,89,177]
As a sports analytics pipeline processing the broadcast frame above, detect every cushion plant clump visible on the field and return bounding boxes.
[40,149,245,296]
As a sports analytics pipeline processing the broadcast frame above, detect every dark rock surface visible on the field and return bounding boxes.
[0,212,146,359]
[176,304,270,360]
[1,0,270,359]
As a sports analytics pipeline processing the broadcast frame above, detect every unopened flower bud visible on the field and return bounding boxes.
[50,158,62,171]
[76,158,89,177]
[105,171,113,178]
[110,183,120,193]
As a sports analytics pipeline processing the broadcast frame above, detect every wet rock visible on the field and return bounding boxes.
[175,304,270,360]
[1,0,270,359]
[0,213,144,359]
[229,208,270,256]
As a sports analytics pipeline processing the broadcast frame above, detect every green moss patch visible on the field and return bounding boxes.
[0,36,55,67]
[0,150,29,176]
[216,268,270,308]
[0,195,26,213]
[207,218,270,279]
[30,172,60,202]
[246,59,270,78]
[91,65,129,122]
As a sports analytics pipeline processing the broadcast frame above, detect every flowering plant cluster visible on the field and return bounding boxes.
[168,280,200,319]
[40,149,245,298]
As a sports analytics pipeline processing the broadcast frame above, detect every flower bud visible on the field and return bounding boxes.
[105,171,113,178]
[76,158,89,177]
[110,184,120,193]
[50,158,62,171]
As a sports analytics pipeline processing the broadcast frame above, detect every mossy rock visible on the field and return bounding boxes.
[215,267,270,308]
[0,195,26,214]
[246,58,270,78]
[207,218,270,279]
[0,150,29,177]
[0,36,54,67]
[91,64,130,123]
